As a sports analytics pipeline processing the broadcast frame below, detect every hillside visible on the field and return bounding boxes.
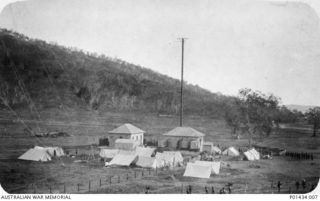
[0,29,231,117]
[286,105,318,113]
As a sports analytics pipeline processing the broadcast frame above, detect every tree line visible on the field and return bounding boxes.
[224,88,319,144]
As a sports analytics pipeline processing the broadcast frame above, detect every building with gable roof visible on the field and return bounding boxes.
[159,127,205,151]
[107,123,145,147]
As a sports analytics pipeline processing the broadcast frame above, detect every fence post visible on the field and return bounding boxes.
[142,170,144,177]
[245,183,247,193]
[77,184,80,192]
[49,186,52,194]
[126,174,129,181]
[156,167,157,175]
[89,180,91,192]
[64,184,66,194]
[109,176,112,185]
[99,178,101,187]
[181,184,183,193]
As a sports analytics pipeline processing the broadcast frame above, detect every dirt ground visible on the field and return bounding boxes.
[0,109,319,194]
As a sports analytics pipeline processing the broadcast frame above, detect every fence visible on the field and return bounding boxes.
[149,181,317,194]
[15,167,318,194]
[17,167,162,194]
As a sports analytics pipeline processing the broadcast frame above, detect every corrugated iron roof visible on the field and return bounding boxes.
[108,123,145,134]
[162,127,205,137]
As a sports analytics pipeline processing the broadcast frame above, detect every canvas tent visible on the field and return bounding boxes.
[222,147,240,156]
[34,146,64,157]
[99,149,119,159]
[108,153,138,166]
[118,150,136,155]
[136,156,157,169]
[163,151,184,166]
[244,148,260,161]
[18,148,52,162]
[136,147,156,157]
[194,161,221,174]
[183,162,211,179]
[155,152,174,167]
[155,151,183,168]
[212,146,222,154]
[115,139,139,151]
[251,148,260,160]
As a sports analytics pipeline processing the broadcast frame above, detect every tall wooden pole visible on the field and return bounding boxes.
[180,38,185,127]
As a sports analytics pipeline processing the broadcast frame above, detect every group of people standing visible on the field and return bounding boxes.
[272,179,317,193]
[185,184,232,194]
[285,152,314,160]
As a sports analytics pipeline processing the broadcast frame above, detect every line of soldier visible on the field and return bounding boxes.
[185,184,233,194]
[272,179,317,193]
[285,152,314,160]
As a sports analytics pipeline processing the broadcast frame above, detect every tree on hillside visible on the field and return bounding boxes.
[224,98,243,139]
[306,107,320,137]
[276,106,302,123]
[225,88,281,147]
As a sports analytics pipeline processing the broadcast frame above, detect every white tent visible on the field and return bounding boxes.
[115,139,139,151]
[118,150,136,155]
[194,161,221,174]
[250,148,260,160]
[212,146,222,154]
[99,149,119,159]
[136,147,156,157]
[244,148,260,161]
[136,156,157,169]
[244,151,255,161]
[18,148,52,162]
[222,147,240,156]
[163,151,184,166]
[108,153,138,166]
[155,152,173,167]
[183,163,211,179]
[34,146,64,157]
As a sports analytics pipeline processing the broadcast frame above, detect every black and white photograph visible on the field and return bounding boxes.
[0,0,319,196]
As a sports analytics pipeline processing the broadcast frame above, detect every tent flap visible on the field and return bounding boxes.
[136,156,157,168]
[183,163,211,178]
[194,160,220,174]
[108,154,138,166]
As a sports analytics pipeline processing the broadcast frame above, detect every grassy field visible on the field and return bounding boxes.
[0,108,319,194]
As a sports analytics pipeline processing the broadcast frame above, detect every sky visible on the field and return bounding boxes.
[0,0,319,106]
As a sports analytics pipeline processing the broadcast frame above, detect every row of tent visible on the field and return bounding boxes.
[183,148,261,179]
[100,146,261,167]
[221,146,261,161]
[102,147,184,169]
[100,146,156,158]
[203,144,239,156]
[18,146,65,162]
